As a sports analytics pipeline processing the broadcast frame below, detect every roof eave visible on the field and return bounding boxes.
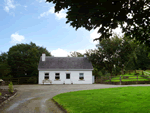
[38,69,93,71]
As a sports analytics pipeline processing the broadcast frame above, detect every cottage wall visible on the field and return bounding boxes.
[38,70,92,84]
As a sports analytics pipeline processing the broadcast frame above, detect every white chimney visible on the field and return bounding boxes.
[84,55,86,57]
[42,53,46,61]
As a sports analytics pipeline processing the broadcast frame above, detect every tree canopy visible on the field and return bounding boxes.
[46,0,150,45]
[7,42,52,78]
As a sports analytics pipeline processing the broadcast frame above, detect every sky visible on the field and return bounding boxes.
[0,0,124,57]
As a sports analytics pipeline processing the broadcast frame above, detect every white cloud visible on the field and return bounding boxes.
[10,32,25,44]
[112,25,124,38]
[4,0,16,13]
[89,25,125,45]
[51,48,70,57]
[75,49,87,55]
[90,27,100,45]
[38,6,67,20]
[50,48,87,57]
[24,5,27,10]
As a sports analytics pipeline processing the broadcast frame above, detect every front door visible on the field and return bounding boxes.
[65,73,71,84]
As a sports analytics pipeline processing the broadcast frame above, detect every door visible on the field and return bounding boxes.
[65,73,71,84]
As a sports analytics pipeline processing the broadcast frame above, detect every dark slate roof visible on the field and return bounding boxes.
[38,56,93,70]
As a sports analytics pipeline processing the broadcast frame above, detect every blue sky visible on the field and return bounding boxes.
[0,0,123,57]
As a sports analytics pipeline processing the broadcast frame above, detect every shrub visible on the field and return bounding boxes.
[27,77,38,84]
[0,92,1,96]
[8,82,14,94]
[134,73,140,76]
[105,73,111,77]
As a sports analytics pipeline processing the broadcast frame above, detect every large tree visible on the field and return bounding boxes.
[89,34,134,76]
[7,42,52,78]
[46,0,150,45]
[0,52,11,79]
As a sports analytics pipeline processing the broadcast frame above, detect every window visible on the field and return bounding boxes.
[45,73,49,79]
[55,73,60,79]
[66,73,70,79]
[79,73,84,80]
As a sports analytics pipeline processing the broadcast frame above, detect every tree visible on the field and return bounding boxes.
[46,0,150,46]
[135,44,150,75]
[0,52,11,78]
[89,34,135,76]
[7,42,52,78]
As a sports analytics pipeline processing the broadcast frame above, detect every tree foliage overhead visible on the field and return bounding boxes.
[46,0,150,45]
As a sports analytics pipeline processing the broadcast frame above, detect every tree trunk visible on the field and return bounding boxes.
[135,70,136,73]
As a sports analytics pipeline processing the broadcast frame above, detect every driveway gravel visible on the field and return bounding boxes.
[1,84,150,113]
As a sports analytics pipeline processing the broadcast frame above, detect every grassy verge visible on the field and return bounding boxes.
[105,70,150,82]
[53,86,150,113]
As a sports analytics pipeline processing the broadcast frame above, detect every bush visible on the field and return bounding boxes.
[134,73,140,76]
[105,73,111,77]
[8,82,14,94]
[0,92,1,96]
[27,77,38,84]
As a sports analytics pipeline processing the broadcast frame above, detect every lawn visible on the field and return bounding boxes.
[52,86,150,113]
[105,70,150,82]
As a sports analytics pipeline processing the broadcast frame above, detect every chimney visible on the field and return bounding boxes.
[84,55,87,57]
[42,53,46,61]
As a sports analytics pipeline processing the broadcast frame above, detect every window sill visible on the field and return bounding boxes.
[54,79,61,81]
[78,79,85,81]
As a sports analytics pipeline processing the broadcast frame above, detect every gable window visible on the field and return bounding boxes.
[66,73,70,79]
[45,73,49,79]
[55,73,60,80]
[79,73,84,80]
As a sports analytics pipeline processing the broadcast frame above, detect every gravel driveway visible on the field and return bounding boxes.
[1,84,150,113]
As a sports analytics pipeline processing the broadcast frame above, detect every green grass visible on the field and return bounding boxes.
[52,86,150,113]
[145,70,150,73]
[105,71,150,82]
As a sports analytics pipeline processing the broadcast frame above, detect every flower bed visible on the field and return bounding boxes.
[0,88,17,105]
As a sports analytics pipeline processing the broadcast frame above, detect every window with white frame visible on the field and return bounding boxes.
[79,73,84,80]
[55,73,60,79]
[45,73,49,79]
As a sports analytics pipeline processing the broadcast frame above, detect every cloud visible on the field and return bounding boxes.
[51,48,70,57]
[89,25,125,45]
[10,32,25,44]
[75,49,87,55]
[50,48,87,57]
[24,5,27,10]
[4,0,16,12]
[111,25,125,38]
[38,6,67,20]
[90,27,101,45]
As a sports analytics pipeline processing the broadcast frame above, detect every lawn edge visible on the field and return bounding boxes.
[51,98,68,113]
[0,88,17,108]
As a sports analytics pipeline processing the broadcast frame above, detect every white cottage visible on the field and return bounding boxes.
[38,53,94,84]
